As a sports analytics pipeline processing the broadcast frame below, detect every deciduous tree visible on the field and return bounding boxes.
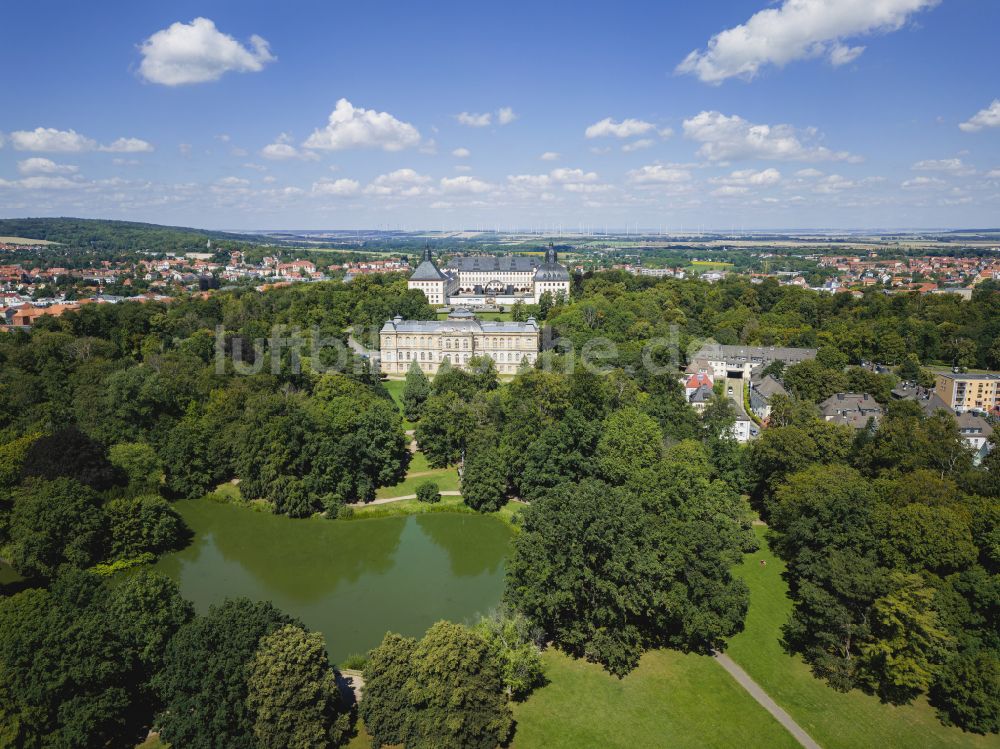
[246,625,351,749]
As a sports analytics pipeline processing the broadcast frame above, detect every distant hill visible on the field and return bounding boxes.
[0,217,265,253]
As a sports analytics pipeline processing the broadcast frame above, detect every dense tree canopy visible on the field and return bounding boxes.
[360,621,514,749]
[0,569,192,749]
[7,478,107,578]
[154,598,299,749]
[506,477,750,676]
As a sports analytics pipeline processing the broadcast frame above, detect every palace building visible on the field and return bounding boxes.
[408,246,570,308]
[379,308,540,376]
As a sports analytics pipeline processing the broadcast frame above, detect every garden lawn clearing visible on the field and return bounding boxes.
[382,379,415,430]
[373,466,459,500]
[511,648,800,748]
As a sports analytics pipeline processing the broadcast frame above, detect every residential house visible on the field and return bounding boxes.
[749,374,788,422]
[818,393,884,430]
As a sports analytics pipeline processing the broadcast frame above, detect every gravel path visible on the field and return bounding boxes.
[713,651,822,749]
[349,490,463,507]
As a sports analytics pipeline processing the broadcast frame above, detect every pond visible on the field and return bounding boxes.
[152,500,513,662]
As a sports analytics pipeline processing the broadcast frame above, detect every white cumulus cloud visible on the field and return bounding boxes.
[456,107,517,127]
[11,127,153,153]
[911,158,974,175]
[15,176,84,190]
[540,151,560,161]
[261,133,318,160]
[959,100,1000,132]
[506,168,601,194]
[365,168,431,196]
[813,174,882,193]
[497,107,517,125]
[100,137,154,153]
[712,185,750,197]
[550,168,599,183]
[304,99,421,152]
[712,168,782,186]
[902,176,946,189]
[683,111,857,162]
[312,178,360,196]
[585,117,656,139]
[10,127,97,152]
[456,112,493,127]
[17,158,79,176]
[676,0,939,84]
[138,17,275,86]
[626,165,693,184]
[622,138,655,152]
[452,147,471,158]
[508,174,552,190]
[440,176,493,194]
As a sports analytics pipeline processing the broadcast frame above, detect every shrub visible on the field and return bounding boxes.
[340,652,369,670]
[321,493,345,518]
[416,481,440,504]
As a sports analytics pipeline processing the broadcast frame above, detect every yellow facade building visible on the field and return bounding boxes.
[379,309,540,376]
[934,371,1000,413]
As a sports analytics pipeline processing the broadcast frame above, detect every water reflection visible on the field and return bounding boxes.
[153,500,512,660]
[415,513,510,577]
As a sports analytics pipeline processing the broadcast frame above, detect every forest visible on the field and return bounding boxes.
[0,217,263,253]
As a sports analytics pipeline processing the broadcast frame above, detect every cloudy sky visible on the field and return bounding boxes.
[1,0,999,231]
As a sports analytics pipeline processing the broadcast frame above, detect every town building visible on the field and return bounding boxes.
[683,345,815,443]
[726,391,758,443]
[955,412,994,464]
[688,383,715,413]
[408,249,458,306]
[749,374,788,422]
[379,308,540,376]
[407,246,570,308]
[818,392,884,429]
[933,371,1000,414]
[686,344,817,381]
[683,372,714,399]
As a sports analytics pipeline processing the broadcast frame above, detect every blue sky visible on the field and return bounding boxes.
[1,0,998,230]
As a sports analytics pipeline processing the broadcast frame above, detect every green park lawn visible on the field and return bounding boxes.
[373,465,460,499]
[350,494,468,519]
[382,379,415,429]
[727,527,999,749]
[404,450,432,473]
[511,649,799,749]
[343,647,797,749]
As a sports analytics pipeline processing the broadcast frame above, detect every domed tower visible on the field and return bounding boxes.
[533,242,570,303]
[409,245,450,306]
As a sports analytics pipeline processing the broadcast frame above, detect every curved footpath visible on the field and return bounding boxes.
[350,490,463,507]
[713,650,822,749]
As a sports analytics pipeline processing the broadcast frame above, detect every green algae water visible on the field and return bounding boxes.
[153,500,513,662]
